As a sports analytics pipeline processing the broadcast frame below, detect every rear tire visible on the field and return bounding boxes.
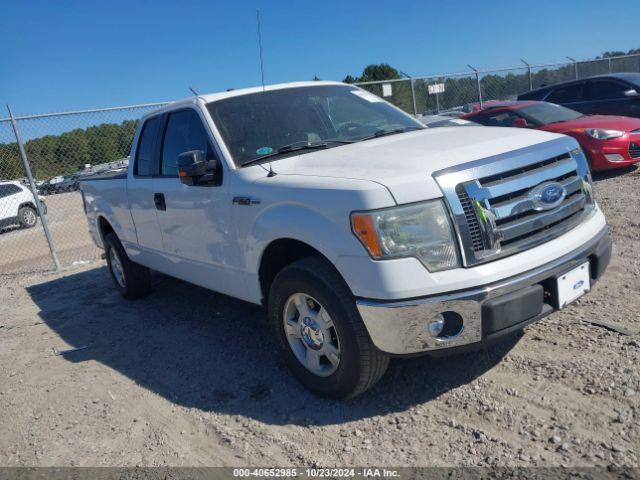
[104,232,152,300]
[268,256,389,399]
[18,206,37,228]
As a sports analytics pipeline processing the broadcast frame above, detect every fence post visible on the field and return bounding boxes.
[521,59,533,91]
[409,78,418,116]
[400,71,418,116]
[7,104,61,272]
[468,65,482,108]
[608,57,612,73]
[566,56,578,79]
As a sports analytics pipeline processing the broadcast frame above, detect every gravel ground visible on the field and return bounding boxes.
[0,167,638,467]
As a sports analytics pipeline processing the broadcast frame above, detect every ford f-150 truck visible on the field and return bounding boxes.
[80,82,611,398]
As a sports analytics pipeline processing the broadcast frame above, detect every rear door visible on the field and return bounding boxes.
[585,79,640,117]
[127,115,165,253]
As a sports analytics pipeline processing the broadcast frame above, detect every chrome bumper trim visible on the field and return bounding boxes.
[356,226,610,355]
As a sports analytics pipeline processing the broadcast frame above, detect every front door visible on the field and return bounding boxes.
[586,79,640,118]
[153,108,245,298]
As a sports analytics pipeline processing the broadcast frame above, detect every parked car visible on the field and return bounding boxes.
[39,173,81,195]
[81,81,610,399]
[461,100,640,171]
[0,181,47,229]
[518,73,640,118]
[419,115,478,128]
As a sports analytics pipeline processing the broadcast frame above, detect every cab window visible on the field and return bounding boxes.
[135,116,163,176]
[161,110,215,177]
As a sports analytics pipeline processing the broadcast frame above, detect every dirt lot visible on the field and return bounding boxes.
[0,167,638,467]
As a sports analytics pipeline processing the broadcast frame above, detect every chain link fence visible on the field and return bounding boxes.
[1,53,639,276]
[357,53,640,116]
[0,103,167,276]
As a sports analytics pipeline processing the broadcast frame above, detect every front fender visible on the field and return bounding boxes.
[240,202,366,303]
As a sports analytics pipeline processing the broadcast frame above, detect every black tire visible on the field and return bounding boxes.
[18,206,37,228]
[104,232,152,300]
[268,256,389,399]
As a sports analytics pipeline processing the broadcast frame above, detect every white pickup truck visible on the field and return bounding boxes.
[81,82,611,398]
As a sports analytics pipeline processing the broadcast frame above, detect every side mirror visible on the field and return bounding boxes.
[624,89,639,97]
[512,118,529,128]
[177,150,217,186]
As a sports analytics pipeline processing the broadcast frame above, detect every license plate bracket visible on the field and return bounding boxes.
[554,261,591,309]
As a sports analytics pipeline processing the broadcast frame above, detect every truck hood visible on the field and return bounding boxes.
[269,126,566,204]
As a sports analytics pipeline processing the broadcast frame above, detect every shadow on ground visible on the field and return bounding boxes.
[592,164,637,181]
[27,266,519,426]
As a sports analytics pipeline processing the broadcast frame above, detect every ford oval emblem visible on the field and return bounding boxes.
[530,182,566,211]
[573,280,585,290]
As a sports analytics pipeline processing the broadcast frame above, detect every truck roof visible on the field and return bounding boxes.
[145,81,345,120]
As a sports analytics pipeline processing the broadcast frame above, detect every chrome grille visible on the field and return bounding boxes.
[434,137,594,267]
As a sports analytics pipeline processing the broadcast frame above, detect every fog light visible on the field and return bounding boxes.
[605,154,625,162]
[428,314,445,338]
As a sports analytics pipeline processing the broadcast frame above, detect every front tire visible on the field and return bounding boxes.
[268,257,389,399]
[18,206,37,228]
[104,232,152,300]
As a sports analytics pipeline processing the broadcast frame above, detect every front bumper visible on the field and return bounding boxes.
[589,140,640,170]
[356,226,612,355]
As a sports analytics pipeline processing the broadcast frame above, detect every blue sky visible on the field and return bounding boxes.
[2,0,639,115]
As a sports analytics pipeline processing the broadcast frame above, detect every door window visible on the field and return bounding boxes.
[588,80,628,100]
[135,116,163,176]
[471,110,519,127]
[547,83,585,103]
[161,110,213,176]
[0,183,22,198]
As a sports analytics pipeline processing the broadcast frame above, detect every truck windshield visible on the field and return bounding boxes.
[206,85,424,166]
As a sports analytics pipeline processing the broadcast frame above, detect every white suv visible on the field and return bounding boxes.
[0,181,47,229]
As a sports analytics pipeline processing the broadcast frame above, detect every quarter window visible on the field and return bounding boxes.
[135,116,163,176]
[161,110,212,176]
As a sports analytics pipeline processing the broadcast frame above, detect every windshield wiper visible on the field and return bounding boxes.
[241,140,354,167]
[357,125,424,142]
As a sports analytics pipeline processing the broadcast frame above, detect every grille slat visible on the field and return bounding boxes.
[496,195,586,242]
[629,142,640,159]
[490,175,583,220]
[481,156,575,199]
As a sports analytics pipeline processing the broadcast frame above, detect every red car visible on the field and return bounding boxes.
[461,101,640,171]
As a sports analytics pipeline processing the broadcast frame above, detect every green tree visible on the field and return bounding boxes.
[343,63,400,83]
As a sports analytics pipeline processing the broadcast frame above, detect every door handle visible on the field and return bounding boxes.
[154,193,166,211]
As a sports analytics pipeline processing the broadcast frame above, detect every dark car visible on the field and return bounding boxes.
[38,174,80,195]
[518,73,640,118]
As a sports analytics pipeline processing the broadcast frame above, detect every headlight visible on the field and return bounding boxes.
[351,200,460,272]
[584,128,625,140]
